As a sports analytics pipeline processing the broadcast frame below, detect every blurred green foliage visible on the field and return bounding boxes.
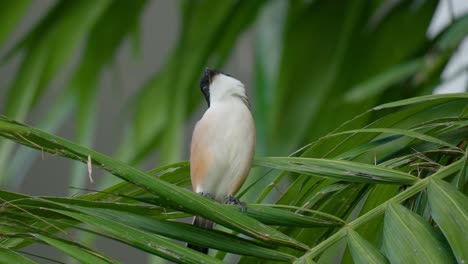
[0,0,467,263]
[0,0,466,188]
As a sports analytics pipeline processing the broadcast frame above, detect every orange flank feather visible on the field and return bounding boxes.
[190,121,210,192]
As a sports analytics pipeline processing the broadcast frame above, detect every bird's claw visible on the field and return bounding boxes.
[224,195,247,213]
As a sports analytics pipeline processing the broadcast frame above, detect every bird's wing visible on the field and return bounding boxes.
[226,115,255,195]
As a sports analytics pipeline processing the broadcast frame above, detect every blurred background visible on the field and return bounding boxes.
[0,0,467,263]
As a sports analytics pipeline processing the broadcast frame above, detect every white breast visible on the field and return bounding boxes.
[191,99,255,201]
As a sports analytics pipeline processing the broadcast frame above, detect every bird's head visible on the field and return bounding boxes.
[199,68,247,107]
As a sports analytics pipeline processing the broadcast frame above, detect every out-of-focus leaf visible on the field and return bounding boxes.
[347,229,389,264]
[0,0,112,185]
[0,0,30,47]
[435,14,468,52]
[32,234,118,264]
[6,92,74,190]
[382,203,455,263]
[427,179,468,263]
[7,0,112,108]
[344,59,423,102]
[254,0,286,156]
[0,45,47,185]
[409,14,468,90]
[248,0,441,224]
[126,63,173,164]
[127,1,265,166]
[160,1,263,165]
[68,0,148,191]
[210,1,266,67]
[270,0,437,156]
[255,157,417,184]
[129,22,141,59]
[0,246,37,264]
[242,0,287,205]
[269,0,365,154]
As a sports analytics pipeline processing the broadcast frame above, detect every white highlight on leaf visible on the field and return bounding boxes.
[87,155,93,184]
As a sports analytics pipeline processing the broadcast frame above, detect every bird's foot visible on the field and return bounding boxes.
[198,192,215,200]
[224,195,247,213]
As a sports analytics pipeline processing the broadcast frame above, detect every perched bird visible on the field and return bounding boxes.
[188,68,255,253]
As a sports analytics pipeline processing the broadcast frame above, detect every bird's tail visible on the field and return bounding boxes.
[187,216,213,254]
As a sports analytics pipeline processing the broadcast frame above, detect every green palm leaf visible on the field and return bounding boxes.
[347,229,389,264]
[428,179,468,263]
[0,246,36,264]
[0,117,307,250]
[382,203,455,263]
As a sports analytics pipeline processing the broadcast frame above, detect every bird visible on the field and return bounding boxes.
[187,68,255,254]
